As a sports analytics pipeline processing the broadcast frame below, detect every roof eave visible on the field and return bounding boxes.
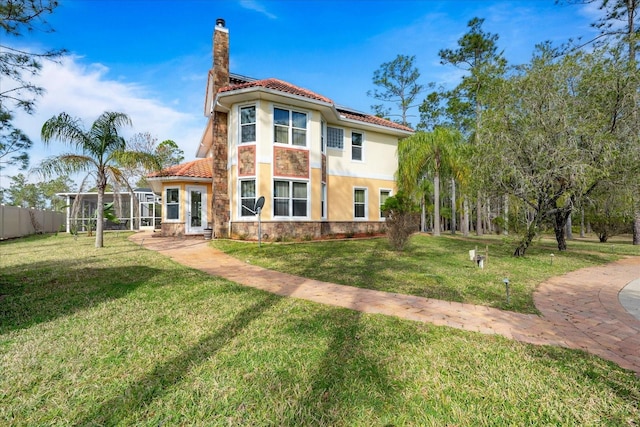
[337,115,414,136]
[215,85,334,112]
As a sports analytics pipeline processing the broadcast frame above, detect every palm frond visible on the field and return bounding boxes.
[114,149,163,172]
[41,113,89,149]
[34,154,96,178]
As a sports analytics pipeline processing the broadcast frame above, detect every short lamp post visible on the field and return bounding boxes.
[503,278,510,305]
[244,196,265,247]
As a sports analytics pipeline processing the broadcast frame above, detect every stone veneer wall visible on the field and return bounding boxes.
[212,112,229,238]
[161,222,185,237]
[274,147,309,178]
[230,221,387,240]
[211,22,230,238]
[238,145,256,176]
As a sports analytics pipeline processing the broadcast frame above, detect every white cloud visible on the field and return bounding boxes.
[3,54,205,186]
[239,0,278,20]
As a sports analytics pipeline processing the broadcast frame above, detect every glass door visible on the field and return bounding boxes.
[186,186,207,234]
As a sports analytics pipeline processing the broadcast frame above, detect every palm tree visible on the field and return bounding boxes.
[40,111,159,248]
[397,127,462,236]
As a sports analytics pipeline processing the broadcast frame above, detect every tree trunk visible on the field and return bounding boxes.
[554,209,571,251]
[463,196,470,237]
[514,220,539,256]
[486,197,492,234]
[580,207,585,238]
[421,196,426,232]
[450,178,456,234]
[96,173,106,248]
[433,173,441,236]
[476,192,483,236]
[566,214,573,240]
[503,194,509,235]
[634,195,640,245]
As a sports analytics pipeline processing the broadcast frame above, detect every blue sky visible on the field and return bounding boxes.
[2,0,600,188]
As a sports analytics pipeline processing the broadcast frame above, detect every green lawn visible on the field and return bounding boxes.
[213,233,640,314]
[1,233,639,426]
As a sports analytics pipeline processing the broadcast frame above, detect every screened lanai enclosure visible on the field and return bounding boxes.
[57,189,161,233]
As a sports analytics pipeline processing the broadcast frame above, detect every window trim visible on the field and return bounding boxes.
[273,106,308,148]
[165,186,180,222]
[239,104,257,144]
[351,130,364,162]
[239,179,257,218]
[353,187,368,220]
[273,179,309,219]
[379,188,392,220]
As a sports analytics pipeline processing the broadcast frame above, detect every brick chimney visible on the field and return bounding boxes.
[211,18,230,238]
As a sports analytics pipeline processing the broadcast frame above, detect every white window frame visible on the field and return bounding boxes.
[379,189,392,220]
[239,179,257,217]
[354,187,368,220]
[239,104,257,144]
[321,182,327,219]
[165,187,180,222]
[273,180,309,218]
[273,106,308,148]
[351,131,364,162]
[327,126,344,150]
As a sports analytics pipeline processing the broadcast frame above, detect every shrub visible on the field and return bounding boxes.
[381,191,420,251]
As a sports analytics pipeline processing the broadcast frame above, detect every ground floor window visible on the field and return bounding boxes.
[165,188,180,220]
[240,179,256,216]
[380,189,391,218]
[274,180,308,217]
[354,188,367,219]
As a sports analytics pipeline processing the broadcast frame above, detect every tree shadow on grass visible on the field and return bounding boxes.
[524,344,640,416]
[0,260,164,334]
[74,293,281,426]
[281,309,398,426]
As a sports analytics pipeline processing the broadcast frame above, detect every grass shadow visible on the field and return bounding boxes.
[75,293,281,425]
[282,309,397,425]
[0,260,164,334]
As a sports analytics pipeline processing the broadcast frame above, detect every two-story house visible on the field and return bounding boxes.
[147,19,413,239]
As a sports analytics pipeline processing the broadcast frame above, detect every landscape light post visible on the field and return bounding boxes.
[503,278,510,305]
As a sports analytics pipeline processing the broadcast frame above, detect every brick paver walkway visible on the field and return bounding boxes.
[129,232,640,375]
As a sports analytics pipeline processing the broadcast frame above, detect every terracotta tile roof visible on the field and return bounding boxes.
[337,108,414,132]
[218,77,413,133]
[148,158,212,179]
[219,78,334,104]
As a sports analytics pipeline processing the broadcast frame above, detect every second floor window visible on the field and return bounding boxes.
[240,106,256,143]
[352,131,363,161]
[274,108,307,147]
[327,126,343,150]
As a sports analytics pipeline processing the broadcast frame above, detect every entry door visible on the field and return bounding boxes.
[186,186,207,234]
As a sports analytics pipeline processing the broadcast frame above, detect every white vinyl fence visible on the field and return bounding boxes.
[0,205,65,240]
